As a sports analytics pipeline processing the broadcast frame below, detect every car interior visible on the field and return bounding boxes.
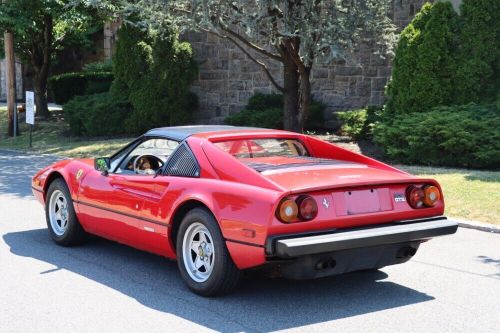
[113,138,180,175]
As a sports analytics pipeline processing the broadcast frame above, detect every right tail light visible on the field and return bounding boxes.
[406,184,441,209]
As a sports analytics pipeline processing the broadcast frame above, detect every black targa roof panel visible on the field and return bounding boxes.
[145,125,263,141]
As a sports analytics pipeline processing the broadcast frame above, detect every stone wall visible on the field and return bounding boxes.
[187,0,434,127]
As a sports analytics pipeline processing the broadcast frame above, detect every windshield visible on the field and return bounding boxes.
[213,138,309,159]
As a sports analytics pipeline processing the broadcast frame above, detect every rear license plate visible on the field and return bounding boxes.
[345,189,381,215]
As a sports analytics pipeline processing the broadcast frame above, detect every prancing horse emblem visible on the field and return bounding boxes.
[322,198,330,209]
[76,169,84,181]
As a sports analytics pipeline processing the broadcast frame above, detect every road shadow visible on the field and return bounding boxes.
[3,228,434,332]
[477,255,500,278]
[0,150,59,198]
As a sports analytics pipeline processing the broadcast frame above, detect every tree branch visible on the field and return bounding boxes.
[217,24,283,62]
[204,29,284,92]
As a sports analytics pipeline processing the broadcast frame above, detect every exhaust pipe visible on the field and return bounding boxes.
[315,258,337,270]
[397,246,417,258]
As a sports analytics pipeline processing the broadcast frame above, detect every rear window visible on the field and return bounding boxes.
[213,138,309,159]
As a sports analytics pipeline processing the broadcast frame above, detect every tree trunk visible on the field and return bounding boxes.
[4,31,17,137]
[33,75,49,119]
[282,52,300,132]
[31,14,53,119]
[298,67,312,130]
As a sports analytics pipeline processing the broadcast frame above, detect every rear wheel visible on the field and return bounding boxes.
[45,178,86,246]
[176,208,242,296]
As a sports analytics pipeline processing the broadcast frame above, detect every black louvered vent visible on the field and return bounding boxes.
[165,143,200,177]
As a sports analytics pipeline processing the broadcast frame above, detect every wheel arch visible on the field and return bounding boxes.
[43,171,65,201]
[169,199,218,254]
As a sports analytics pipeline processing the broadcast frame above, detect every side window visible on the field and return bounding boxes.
[115,138,179,174]
[164,143,200,177]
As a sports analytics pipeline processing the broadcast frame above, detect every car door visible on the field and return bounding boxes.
[137,142,201,256]
[76,137,179,247]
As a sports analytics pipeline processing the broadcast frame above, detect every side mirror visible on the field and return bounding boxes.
[94,157,110,176]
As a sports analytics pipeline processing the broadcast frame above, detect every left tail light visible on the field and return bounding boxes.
[277,195,318,223]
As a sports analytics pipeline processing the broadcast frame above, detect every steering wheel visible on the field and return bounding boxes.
[133,154,164,175]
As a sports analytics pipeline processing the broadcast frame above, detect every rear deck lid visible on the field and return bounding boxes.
[241,156,414,193]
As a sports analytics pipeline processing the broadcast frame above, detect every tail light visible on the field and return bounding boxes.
[297,195,318,220]
[407,186,424,208]
[406,184,441,208]
[277,195,318,223]
[277,198,298,222]
[423,185,441,207]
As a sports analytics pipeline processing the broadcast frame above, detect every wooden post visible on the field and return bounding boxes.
[4,31,17,137]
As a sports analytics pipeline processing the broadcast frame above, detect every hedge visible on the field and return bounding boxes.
[224,93,325,130]
[337,106,381,140]
[373,103,500,169]
[64,92,130,137]
[49,72,114,105]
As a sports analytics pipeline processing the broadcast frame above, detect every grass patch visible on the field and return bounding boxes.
[400,165,499,225]
[0,107,131,158]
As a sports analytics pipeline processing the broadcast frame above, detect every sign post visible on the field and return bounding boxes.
[25,91,35,148]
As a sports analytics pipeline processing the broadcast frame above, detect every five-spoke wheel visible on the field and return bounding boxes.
[48,190,69,236]
[177,208,242,296]
[182,222,215,282]
[45,178,86,246]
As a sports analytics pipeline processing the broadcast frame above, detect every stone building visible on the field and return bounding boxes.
[2,0,462,124]
[180,0,434,126]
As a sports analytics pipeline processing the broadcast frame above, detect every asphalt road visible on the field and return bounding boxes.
[0,150,499,333]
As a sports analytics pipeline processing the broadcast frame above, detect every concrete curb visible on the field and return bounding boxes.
[454,218,500,234]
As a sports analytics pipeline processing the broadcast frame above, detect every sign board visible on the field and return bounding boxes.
[26,91,35,125]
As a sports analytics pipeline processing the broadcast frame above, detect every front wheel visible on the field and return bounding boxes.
[45,178,86,246]
[176,208,242,296]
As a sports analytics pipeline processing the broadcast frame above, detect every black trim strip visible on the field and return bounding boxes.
[32,186,43,193]
[75,200,170,228]
[225,238,265,248]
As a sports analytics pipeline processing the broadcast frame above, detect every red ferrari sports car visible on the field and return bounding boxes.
[32,126,458,296]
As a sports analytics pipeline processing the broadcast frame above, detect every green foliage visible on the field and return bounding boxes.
[455,0,500,104]
[226,108,284,130]
[373,104,500,169]
[385,2,459,117]
[338,106,382,140]
[224,93,325,130]
[82,59,113,73]
[64,92,130,137]
[49,72,114,104]
[0,0,100,64]
[111,23,198,133]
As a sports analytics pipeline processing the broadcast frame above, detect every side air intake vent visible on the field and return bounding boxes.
[164,143,200,177]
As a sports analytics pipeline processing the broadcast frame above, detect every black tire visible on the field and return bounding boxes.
[176,208,242,296]
[45,178,87,246]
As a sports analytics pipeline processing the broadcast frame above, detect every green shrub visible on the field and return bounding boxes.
[385,2,459,117]
[82,59,113,73]
[373,104,500,169]
[49,72,114,104]
[455,0,500,104]
[225,107,283,129]
[224,93,325,130]
[337,106,382,140]
[64,92,130,136]
[111,23,198,134]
